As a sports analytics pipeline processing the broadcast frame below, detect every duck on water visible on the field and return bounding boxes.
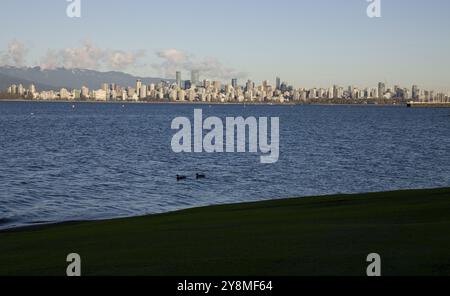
[176,174,206,181]
[176,175,187,181]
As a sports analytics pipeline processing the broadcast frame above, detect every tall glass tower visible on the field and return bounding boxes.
[191,70,200,86]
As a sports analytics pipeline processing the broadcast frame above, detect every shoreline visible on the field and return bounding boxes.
[407,102,450,108]
[0,186,444,233]
[4,98,450,108]
[0,98,409,107]
[1,187,450,275]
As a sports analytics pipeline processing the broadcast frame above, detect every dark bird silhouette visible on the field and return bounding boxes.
[196,173,206,179]
[176,175,187,181]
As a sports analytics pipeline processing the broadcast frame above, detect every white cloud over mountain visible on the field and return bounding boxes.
[1,40,246,81]
[1,40,29,67]
[39,41,145,71]
[152,48,247,81]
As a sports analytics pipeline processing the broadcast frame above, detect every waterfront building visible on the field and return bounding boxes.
[93,89,107,101]
[191,70,200,86]
[412,85,420,100]
[176,71,182,88]
[29,84,36,95]
[378,82,386,99]
[136,80,142,93]
[246,80,254,92]
[232,78,238,89]
[276,77,281,90]
[81,86,90,99]
[213,81,221,91]
[139,85,147,99]
[18,84,24,96]
[59,88,70,100]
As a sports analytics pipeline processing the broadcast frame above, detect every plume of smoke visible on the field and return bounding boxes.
[1,40,29,67]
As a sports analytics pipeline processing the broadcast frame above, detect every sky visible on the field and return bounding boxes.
[0,0,449,92]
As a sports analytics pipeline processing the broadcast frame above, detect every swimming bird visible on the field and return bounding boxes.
[196,173,206,179]
[176,175,187,181]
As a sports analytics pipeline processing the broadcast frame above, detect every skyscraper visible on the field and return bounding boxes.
[231,78,238,89]
[191,70,200,86]
[412,85,419,100]
[213,81,221,90]
[176,71,182,88]
[378,82,386,99]
[276,77,281,90]
[245,80,254,92]
[136,80,142,93]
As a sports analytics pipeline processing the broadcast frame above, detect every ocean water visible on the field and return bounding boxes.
[0,101,449,229]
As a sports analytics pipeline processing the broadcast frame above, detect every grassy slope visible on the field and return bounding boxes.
[1,188,450,276]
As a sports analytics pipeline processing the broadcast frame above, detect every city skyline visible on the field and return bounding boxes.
[1,0,450,92]
[4,69,449,104]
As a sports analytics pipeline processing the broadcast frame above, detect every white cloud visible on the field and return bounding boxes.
[152,48,247,81]
[1,40,29,67]
[39,41,146,71]
[1,41,246,81]
[107,50,146,70]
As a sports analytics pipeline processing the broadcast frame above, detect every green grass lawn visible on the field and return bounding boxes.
[1,188,450,276]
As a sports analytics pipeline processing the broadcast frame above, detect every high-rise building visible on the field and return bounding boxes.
[29,84,36,94]
[139,85,147,99]
[136,80,142,93]
[213,81,221,90]
[412,85,419,100]
[275,77,281,90]
[332,85,339,98]
[378,82,386,99]
[191,70,200,86]
[127,87,136,97]
[245,80,254,92]
[184,80,192,90]
[18,84,25,96]
[231,78,238,89]
[203,80,211,89]
[176,71,182,88]
[59,88,70,99]
[81,86,90,99]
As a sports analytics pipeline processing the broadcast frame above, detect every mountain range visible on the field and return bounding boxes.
[0,66,173,91]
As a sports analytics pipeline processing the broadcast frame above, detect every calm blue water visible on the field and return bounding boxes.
[0,102,449,229]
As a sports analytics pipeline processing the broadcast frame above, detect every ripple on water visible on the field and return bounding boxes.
[0,102,449,230]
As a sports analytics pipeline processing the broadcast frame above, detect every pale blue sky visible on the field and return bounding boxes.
[1,0,449,92]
